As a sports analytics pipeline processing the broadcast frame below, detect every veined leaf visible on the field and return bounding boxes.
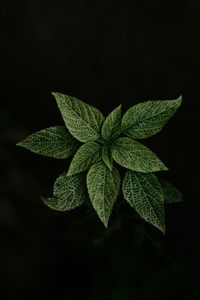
[52,92,105,142]
[67,142,102,176]
[101,105,121,141]
[121,96,182,139]
[123,170,165,233]
[102,144,113,171]
[17,126,79,159]
[161,180,183,204]
[111,137,168,173]
[87,161,121,227]
[42,197,62,210]
[42,172,86,211]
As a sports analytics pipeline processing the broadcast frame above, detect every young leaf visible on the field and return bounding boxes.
[121,96,182,139]
[42,172,87,211]
[111,137,168,173]
[161,180,183,204]
[17,126,80,159]
[52,92,105,142]
[102,144,113,171]
[101,105,121,141]
[67,142,102,176]
[123,170,165,233]
[87,161,121,228]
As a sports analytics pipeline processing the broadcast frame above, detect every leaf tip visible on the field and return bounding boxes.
[41,196,60,210]
[51,91,63,100]
[97,212,109,229]
[66,170,72,177]
[41,196,51,207]
[160,225,166,235]
[161,164,169,172]
[108,165,113,171]
[103,221,108,229]
[16,141,22,147]
[154,221,166,234]
[16,140,26,148]
[178,94,182,101]
[52,92,61,102]
[164,166,169,171]
[158,217,166,234]
[176,95,183,106]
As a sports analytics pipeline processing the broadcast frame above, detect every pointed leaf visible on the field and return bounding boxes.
[123,170,165,233]
[42,172,87,211]
[67,142,102,176]
[52,92,105,142]
[42,197,61,210]
[111,137,168,173]
[102,144,113,171]
[17,126,80,159]
[101,105,121,141]
[161,180,183,204]
[87,161,121,227]
[122,96,182,139]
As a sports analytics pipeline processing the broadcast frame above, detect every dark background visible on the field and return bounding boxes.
[0,1,199,299]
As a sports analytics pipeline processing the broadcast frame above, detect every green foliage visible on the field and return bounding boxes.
[42,172,86,211]
[111,137,168,173]
[17,92,182,232]
[101,105,121,141]
[67,142,101,176]
[123,171,165,233]
[17,126,79,159]
[52,92,104,142]
[87,161,121,227]
[102,144,113,171]
[121,96,182,139]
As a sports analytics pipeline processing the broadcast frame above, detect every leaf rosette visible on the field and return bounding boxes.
[17,93,182,232]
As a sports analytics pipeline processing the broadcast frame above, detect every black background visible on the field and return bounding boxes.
[1,1,199,299]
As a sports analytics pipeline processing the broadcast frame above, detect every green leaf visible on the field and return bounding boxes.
[123,170,165,233]
[101,105,121,141]
[87,161,121,227]
[102,144,113,171]
[161,180,183,204]
[121,96,182,139]
[42,197,61,210]
[17,126,80,159]
[52,92,105,142]
[67,142,102,176]
[42,172,86,211]
[111,137,168,173]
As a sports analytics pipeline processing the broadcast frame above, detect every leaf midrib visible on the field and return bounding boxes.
[123,101,179,131]
[134,174,164,228]
[60,96,100,138]
[72,146,101,171]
